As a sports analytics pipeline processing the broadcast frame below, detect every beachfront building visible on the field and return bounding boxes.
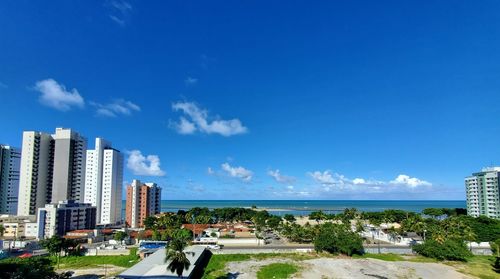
[465,167,500,219]
[18,128,87,216]
[84,138,123,225]
[0,145,21,214]
[37,200,96,239]
[125,180,161,228]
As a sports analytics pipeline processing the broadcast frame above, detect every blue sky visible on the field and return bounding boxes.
[1,1,500,200]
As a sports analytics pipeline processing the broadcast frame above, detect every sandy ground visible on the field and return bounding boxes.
[57,265,127,278]
[225,258,473,279]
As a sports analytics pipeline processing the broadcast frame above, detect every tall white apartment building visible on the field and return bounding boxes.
[18,128,87,216]
[465,167,500,219]
[0,145,21,214]
[18,132,55,216]
[84,138,123,225]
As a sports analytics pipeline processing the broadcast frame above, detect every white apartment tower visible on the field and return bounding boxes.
[84,138,123,225]
[465,167,500,219]
[18,131,55,216]
[18,128,87,216]
[0,145,21,214]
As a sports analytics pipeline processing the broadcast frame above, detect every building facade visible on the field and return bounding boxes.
[84,138,123,225]
[18,128,87,216]
[0,215,38,239]
[0,145,21,214]
[51,128,87,203]
[17,131,55,216]
[125,180,161,228]
[465,167,500,219]
[37,200,96,239]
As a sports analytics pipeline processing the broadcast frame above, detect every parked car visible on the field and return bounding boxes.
[207,245,221,250]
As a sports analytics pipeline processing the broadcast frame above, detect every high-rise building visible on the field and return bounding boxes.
[84,138,123,225]
[18,128,87,216]
[37,200,96,239]
[0,145,21,214]
[125,180,161,228]
[465,167,500,219]
[52,128,87,203]
[18,131,55,216]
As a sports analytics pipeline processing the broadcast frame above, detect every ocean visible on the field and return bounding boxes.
[121,200,466,216]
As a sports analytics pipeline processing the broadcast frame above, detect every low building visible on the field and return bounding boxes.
[0,215,37,239]
[37,200,97,239]
[119,246,208,279]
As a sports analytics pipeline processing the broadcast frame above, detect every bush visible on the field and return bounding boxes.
[413,239,472,261]
[314,223,363,256]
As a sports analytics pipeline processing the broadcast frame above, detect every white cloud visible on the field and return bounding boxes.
[308,170,336,185]
[127,150,166,176]
[34,79,85,111]
[207,167,215,175]
[107,0,132,26]
[390,174,431,187]
[109,15,126,26]
[109,0,132,13]
[184,77,198,86]
[91,99,141,117]
[268,169,296,184]
[221,162,253,182]
[171,101,248,136]
[352,178,366,185]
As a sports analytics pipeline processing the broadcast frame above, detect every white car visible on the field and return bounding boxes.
[207,245,221,250]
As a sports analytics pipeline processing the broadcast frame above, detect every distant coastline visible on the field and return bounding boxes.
[121,200,466,216]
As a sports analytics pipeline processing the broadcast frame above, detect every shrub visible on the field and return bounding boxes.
[413,239,472,261]
[314,223,363,256]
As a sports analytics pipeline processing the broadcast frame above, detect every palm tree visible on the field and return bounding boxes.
[165,238,192,278]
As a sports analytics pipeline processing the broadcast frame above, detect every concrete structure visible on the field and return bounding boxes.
[119,246,208,279]
[18,128,87,216]
[125,180,161,228]
[37,200,96,239]
[51,128,87,203]
[465,167,500,219]
[84,138,123,225]
[18,131,54,216]
[0,145,21,214]
[0,215,37,239]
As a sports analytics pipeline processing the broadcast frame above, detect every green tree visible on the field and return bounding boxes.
[152,229,161,241]
[422,208,444,218]
[165,238,192,278]
[40,235,65,256]
[114,231,128,242]
[0,257,72,279]
[0,224,4,237]
[283,214,296,223]
[309,211,325,224]
[413,239,472,261]
[314,223,363,256]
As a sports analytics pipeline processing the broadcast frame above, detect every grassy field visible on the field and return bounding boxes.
[55,254,140,268]
[256,263,299,279]
[447,256,499,279]
[353,253,438,263]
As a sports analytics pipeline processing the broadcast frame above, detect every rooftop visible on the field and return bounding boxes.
[119,246,206,279]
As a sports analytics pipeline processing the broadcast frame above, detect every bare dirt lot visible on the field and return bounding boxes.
[225,257,473,279]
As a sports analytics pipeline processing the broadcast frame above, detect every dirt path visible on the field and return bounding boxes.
[225,257,473,279]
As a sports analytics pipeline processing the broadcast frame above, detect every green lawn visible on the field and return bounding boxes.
[55,254,140,269]
[352,253,405,261]
[447,256,499,279]
[256,263,299,279]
